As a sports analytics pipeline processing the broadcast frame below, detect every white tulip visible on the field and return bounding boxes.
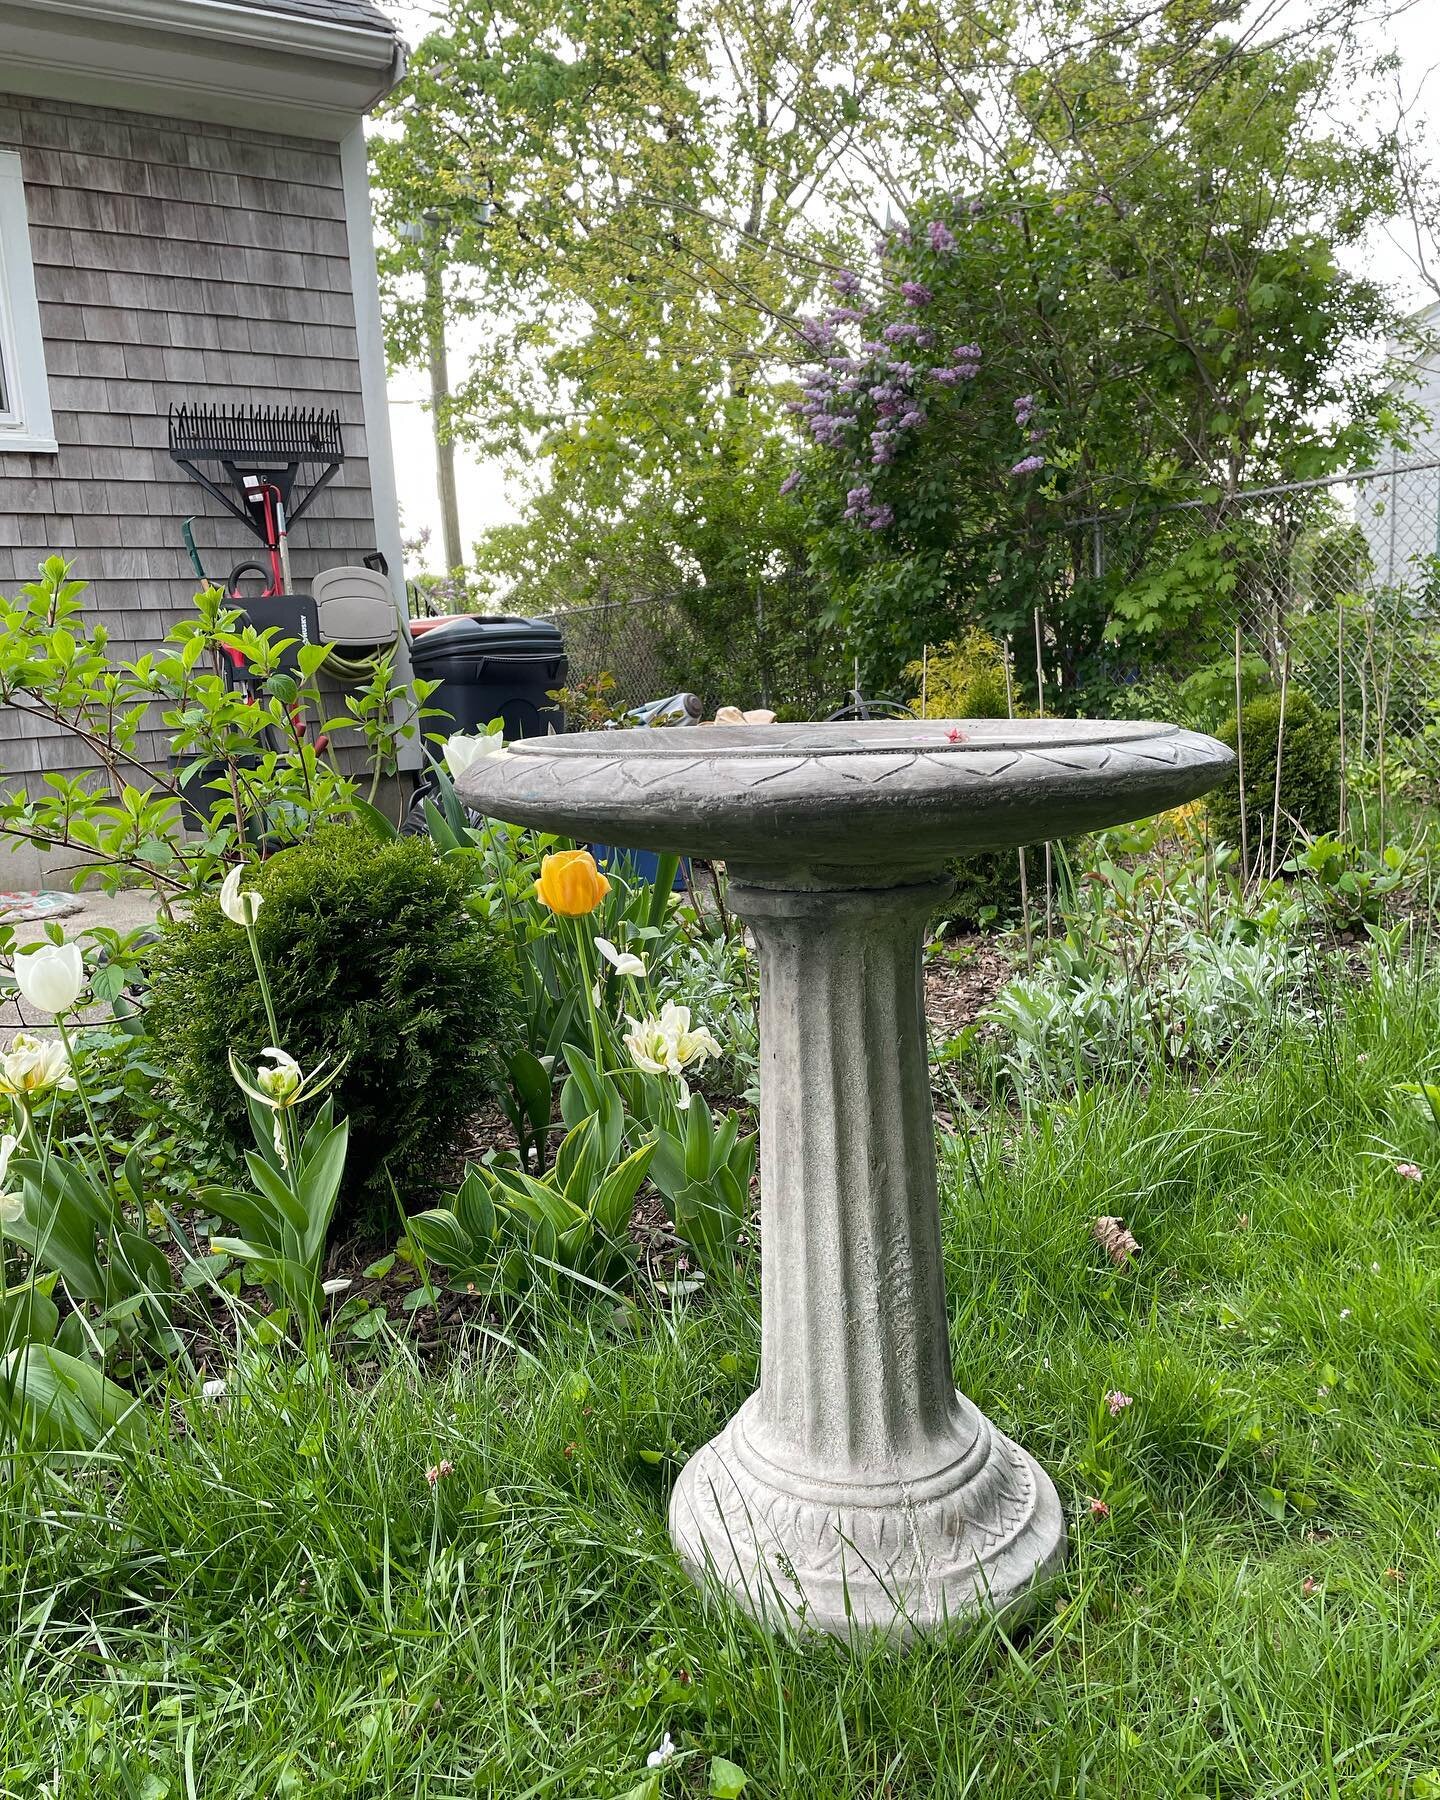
[442,732,507,780]
[657,1002,722,1071]
[255,1047,304,1106]
[623,1002,724,1091]
[14,941,85,1016]
[0,1131,22,1225]
[623,1014,675,1076]
[0,1032,75,1100]
[219,864,264,928]
[595,936,648,979]
[673,1019,723,1072]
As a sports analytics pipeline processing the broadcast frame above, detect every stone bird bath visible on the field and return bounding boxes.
[457,718,1234,1641]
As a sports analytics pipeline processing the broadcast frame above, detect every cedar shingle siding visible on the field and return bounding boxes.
[0,93,385,781]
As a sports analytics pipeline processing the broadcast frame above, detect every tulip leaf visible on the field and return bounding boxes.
[591,1141,658,1240]
[0,1343,141,1449]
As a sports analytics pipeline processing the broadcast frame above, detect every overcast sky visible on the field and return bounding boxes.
[378,0,1440,576]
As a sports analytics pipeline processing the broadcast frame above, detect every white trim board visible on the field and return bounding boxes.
[0,148,56,456]
[340,121,421,771]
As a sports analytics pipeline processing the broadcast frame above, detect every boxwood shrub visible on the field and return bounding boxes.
[1209,687,1340,851]
[145,828,516,1240]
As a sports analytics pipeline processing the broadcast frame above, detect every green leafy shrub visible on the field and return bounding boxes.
[905,628,1012,719]
[145,829,516,1238]
[1209,688,1340,852]
[944,848,1024,929]
[903,630,1033,929]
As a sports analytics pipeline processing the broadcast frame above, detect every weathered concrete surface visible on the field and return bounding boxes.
[667,875,1066,1638]
[454,718,1235,880]
[458,718,1234,1641]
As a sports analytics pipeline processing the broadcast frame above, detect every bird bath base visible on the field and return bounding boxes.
[667,870,1064,1640]
[455,720,1233,1644]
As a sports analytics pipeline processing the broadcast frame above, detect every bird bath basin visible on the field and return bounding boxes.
[457,718,1234,1640]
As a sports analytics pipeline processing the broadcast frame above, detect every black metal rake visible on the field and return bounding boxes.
[167,402,345,533]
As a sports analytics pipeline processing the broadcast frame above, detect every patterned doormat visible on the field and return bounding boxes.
[0,891,85,924]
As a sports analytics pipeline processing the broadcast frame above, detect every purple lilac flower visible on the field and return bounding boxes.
[833,267,862,297]
[1013,393,1036,426]
[900,280,933,308]
[846,483,873,507]
[824,305,870,326]
[914,329,936,349]
[779,469,804,496]
[883,321,924,343]
[1029,427,1048,442]
[872,442,896,466]
[1010,454,1046,476]
[867,504,895,529]
[899,409,926,430]
[887,361,917,381]
[931,367,961,386]
[928,219,957,254]
[968,196,984,216]
[798,317,835,349]
[859,339,888,357]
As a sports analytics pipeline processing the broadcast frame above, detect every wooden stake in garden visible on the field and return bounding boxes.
[1336,593,1348,842]
[1004,636,1034,974]
[1034,607,1053,939]
[1268,649,1290,882]
[1234,622,1250,886]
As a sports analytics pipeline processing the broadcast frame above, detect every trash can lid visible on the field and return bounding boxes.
[410,613,565,665]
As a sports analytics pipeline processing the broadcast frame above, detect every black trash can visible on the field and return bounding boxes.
[410,615,567,739]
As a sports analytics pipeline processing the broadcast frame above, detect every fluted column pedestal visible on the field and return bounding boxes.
[668,871,1066,1641]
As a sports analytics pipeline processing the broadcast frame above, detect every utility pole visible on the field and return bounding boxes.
[422,227,464,576]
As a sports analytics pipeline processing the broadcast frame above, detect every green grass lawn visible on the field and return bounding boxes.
[4,966,1440,1798]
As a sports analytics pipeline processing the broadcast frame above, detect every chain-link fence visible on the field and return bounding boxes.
[1088,456,1440,746]
[540,569,842,718]
[535,457,1440,759]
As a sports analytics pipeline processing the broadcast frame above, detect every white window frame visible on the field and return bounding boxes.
[0,149,57,456]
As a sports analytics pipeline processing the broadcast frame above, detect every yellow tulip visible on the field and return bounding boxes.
[533,849,610,917]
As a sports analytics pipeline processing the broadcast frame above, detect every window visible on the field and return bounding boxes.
[0,149,56,455]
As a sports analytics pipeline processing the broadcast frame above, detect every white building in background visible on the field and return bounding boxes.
[1357,300,1440,589]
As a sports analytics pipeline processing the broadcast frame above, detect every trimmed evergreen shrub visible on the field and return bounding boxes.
[905,628,1012,720]
[1209,687,1340,852]
[145,829,516,1239]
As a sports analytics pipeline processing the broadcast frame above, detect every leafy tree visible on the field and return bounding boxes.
[373,0,1418,698]
[791,25,1411,688]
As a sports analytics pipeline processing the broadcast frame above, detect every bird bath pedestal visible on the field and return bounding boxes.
[457,718,1233,1641]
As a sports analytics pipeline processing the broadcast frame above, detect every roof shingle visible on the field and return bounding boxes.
[229,0,399,35]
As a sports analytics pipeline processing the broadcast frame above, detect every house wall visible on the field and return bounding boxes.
[1357,307,1440,588]
[0,92,395,868]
